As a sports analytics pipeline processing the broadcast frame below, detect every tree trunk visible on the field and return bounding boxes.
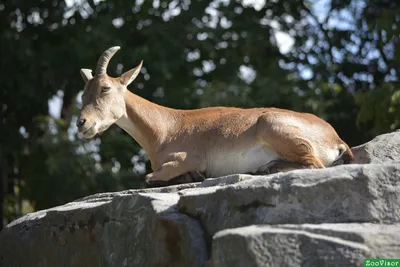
[0,158,4,231]
[60,88,77,132]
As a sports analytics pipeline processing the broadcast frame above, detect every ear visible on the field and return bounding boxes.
[119,60,143,86]
[80,69,93,83]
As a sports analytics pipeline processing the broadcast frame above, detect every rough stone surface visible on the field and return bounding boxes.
[0,192,208,267]
[178,164,400,237]
[209,223,400,267]
[75,181,201,203]
[1,132,400,267]
[352,130,400,164]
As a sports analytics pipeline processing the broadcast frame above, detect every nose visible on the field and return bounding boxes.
[76,118,86,128]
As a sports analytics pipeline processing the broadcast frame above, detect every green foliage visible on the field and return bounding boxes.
[20,116,145,210]
[356,83,400,134]
[0,0,399,228]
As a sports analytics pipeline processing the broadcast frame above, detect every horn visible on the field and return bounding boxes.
[95,46,121,75]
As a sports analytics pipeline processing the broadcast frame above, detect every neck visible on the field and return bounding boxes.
[116,90,176,164]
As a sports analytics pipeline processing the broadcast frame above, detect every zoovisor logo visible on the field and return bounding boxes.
[364,259,400,267]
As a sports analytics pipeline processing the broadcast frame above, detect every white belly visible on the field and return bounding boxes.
[205,144,280,177]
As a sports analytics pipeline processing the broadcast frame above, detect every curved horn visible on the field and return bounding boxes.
[95,46,121,75]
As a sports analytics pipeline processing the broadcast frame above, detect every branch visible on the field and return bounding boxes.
[302,3,330,42]
[377,29,391,72]
[60,87,77,132]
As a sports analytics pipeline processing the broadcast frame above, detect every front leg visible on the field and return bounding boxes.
[145,152,204,183]
[146,171,206,188]
[146,161,190,182]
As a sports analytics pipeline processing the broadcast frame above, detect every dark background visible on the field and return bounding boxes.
[1,0,399,230]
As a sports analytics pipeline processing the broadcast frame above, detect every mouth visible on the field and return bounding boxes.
[78,126,97,139]
[78,124,111,139]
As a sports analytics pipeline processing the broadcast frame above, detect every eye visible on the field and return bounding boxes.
[102,86,111,92]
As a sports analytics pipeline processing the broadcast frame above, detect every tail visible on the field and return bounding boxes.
[332,143,354,166]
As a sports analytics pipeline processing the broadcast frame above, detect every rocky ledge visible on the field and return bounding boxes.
[0,131,399,267]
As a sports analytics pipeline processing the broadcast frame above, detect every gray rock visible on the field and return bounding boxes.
[75,181,201,203]
[2,132,400,267]
[0,192,208,267]
[178,164,400,238]
[209,223,400,267]
[352,131,400,164]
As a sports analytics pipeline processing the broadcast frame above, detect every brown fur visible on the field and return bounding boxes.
[77,47,354,183]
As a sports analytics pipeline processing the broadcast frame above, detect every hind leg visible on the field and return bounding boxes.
[261,137,326,171]
[256,115,326,172]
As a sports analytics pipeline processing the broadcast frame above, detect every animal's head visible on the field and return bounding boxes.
[77,46,143,138]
